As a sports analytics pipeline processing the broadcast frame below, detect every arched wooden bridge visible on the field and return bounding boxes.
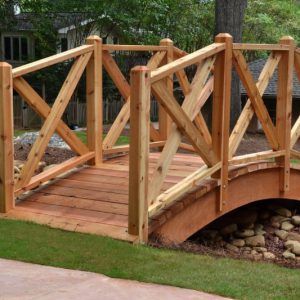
[1,34,300,244]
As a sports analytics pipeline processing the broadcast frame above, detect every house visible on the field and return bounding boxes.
[241,58,300,132]
[0,13,119,66]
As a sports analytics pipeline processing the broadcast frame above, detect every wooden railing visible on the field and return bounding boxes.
[128,34,300,242]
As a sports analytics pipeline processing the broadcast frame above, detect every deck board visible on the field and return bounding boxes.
[7,153,204,242]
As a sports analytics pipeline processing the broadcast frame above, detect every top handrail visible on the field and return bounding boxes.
[150,42,225,83]
[102,44,168,52]
[12,44,94,78]
[233,43,290,51]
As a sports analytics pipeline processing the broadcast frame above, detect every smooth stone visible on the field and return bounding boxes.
[251,250,257,255]
[281,221,295,231]
[274,207,292,218]
[291,216,300,226]
[290,242,300,255]
[242,247,252,251]
[253,253,263,260]
[287,232,300,243]
[245,235,265,247]
[283,250,296,259]
[235,229,255,238]
[255,229,266,235]
[274,229,288,240]
[253,247,267,253]
[263,252,276,260]
[271,222,281,229]
[254,224,264,231]
[274,237,280,243]
[271,215,290,224]
[284,240,299,249]
[220,224,238,236]
[231,239,245,247]
[226,243,239,253]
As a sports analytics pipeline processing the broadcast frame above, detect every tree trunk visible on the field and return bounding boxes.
[215,0,247,129]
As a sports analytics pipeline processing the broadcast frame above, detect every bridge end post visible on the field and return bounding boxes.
[158,38,173,140]
[128,66,151,243]
[86,36,103,166]
[212,33,233,211]
[276,36,295,192]
[0,62,14,212]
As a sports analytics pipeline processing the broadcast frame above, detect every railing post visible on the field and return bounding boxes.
[0,63,14,212]
[128,66,150,243]
[158,38,173,140]
[86,36,103,166]
[212,33,232,211]
[276,36,294,192]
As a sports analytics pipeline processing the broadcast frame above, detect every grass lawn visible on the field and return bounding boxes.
[0,219,299,299]
[14,130,129,146]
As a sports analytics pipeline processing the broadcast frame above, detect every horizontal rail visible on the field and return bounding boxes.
[103,141,166,155]
[12,45,94,78]
[150,43,225,83]
[233,43,290,51]
[229,150,286,166]
[102,44,168,52]
[14,152,95,197]
[148,162,222,218]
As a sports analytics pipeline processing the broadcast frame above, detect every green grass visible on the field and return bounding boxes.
[0,219,299,300]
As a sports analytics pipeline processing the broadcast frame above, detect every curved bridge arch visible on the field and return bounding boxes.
[150,165,300,243]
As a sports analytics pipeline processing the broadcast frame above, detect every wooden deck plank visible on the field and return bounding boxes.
[16,201,128,227]
[26,193,128,215]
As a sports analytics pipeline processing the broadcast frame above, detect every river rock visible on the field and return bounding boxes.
[287,232,300,243]
[231,239,245,247]
[281,221,295,231]
[271,222,281,229]
[245,235,265,247]
[220,224,238,236]
[253,247,267,253]
[226,243,239,253]
[284,240,299,249]
[271,215,290,224]
[274,207,292,218]
[283,250,296,260]
[274,236,280,243]
[235,229,255,238]
[274,229,288,240]
[263,252,276,260]
[290,242,300,255]
[253,253,263,261]
[291,216,300,226]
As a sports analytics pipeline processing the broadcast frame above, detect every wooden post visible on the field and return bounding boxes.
[0,63,14,212]
[212,34,232,211]
[158,38,173,140]
[128,66,150,243]
[276,36,294,192]
[86,36,103,166]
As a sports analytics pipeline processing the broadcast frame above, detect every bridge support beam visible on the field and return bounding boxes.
[128,66,151,243]
[276,36,295,192]
[0,63,14,213]
[212,33,233,211]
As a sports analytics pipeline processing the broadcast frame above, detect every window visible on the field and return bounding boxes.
[3,36,28,62]
[61,38,68,52]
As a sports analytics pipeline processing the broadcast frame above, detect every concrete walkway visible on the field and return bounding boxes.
[0,259,230,300]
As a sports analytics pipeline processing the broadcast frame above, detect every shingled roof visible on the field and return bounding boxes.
[241,58,300,98]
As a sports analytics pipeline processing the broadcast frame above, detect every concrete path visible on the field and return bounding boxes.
[0,259,230,300]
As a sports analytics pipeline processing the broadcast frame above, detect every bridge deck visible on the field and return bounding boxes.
[5,153,204,242]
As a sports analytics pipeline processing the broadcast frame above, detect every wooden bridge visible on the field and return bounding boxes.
[1,34,300,244]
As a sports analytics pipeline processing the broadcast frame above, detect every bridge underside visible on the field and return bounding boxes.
[151,164,300,243]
